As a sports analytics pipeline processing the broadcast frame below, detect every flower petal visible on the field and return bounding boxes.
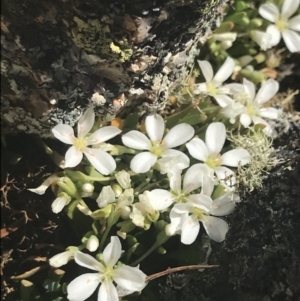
[181,215,200,245]
[200,170,216,197]
[130,152,157,173]
[86,126,121,145]
[65,146,83,168]
[211,193,236,216]
[288,15,300,31]
[282,29,300,53]
[213,57,235,83]
[252,116,273,135]
[215,166,236,189]
[214,94,234,107]
[145,114,165,142]
[197,60,214,82]
[186,194,213,211]
[193,83,208,94]
[103,236,122,267]
[52,124,75,144]
[186,138,209,161]
[74,251,104,271]
[223,83,244,94]
[282,0,300,19]
[114,265,147,291]
[148,189,174,210]
[67,273,99,301]
[52,197,67,214]
[168,208,187,235]
[255,79,279,105]
[202,216,229,242]
[240,113,252,128]
[27,175,59,195]
[266,25,282,46]
[242,78,256,101]
[163,123,195,149]
[157,149,190,174]
[259,107,279,119]
[84,148,116,175]
[221,148,251,167]
[98,281,118,301]
[96,186,116,208]
[259,3,279,22]
[168,165,182,193]
[250,30,273,50]
[122,131,151,150]
[49,251,72,268]
[205,122,226,155]
[183,164,206,193]
[77,108,95,138]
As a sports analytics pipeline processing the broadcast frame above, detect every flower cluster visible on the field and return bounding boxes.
[194,58,280,135]
[25,1,297,300]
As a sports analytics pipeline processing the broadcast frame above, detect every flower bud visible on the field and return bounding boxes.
[49,250,73,267]
[82,183,94,193]
[115,170,131,189]
[77,204,92,216]
[57,177,79,198]
[96,186,115,208]
[165,224,176,237]
[112,184,123,197]
[250,30,272,51]
[86,235,99,252]
[51,192,71,214]
[120,206,131,220]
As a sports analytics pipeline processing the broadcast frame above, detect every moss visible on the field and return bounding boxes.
[70,17,132,62]
[228,127,273,192]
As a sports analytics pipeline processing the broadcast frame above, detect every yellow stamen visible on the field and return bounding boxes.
[207,82,217,96]
[191,207,208,221]
[73,138,87,152]
[205,154,222,169]
[150,141,164,156]
[275,18,288,32]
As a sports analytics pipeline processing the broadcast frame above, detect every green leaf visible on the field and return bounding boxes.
[165,103,207,128]
[122,113,140,132]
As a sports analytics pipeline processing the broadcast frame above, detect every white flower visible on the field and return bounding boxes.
[115,170,131,189]
[250,30,273,50]
[52,192,71,214]
[122,113,194,173]
[259,0,300,52]
[52,108,121,175]
[67,236,147,301]
[193,57,237,107]
[147,165,215,211]
[167,193,235,244]
[129,191,159,229]
[186,122,251,188]
[230,78,280,134]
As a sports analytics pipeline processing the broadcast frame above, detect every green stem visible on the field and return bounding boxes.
[84,175,116,182]
[99,224,113,251]
[130,235,170,266]
[139,179,169,193]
